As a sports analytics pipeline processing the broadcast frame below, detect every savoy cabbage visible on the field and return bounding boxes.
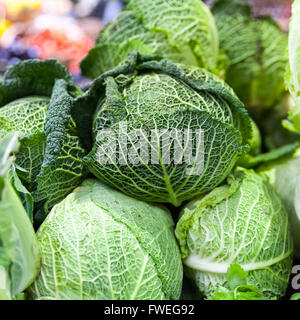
[81,0,219,78]
[74,53,251,206]
[175,168,293,299]
[212,0,288,111]
[29,179,183,300]
[1,0,299,302]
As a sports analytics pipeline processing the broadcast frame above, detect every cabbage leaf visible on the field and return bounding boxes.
[0,132,40,300]
[0,59,86,220]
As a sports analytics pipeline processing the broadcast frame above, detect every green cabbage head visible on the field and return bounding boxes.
[212,0,288,111]
[81,0,219,78]
[259,150,300,259]
[29,179,183,300]
[0,59,86,219]
[74,53,251,206]
[175,168,293,299]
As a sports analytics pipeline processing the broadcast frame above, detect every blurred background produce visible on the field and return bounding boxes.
[0,0,125,86]
[0,0,292,80]
[205,0,292,31]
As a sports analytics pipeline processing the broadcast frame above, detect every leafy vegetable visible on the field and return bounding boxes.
[284,0,300,133]
[212,0,288,111]
[207,265,273,300]
[258,149,300,258]
[175,168,293,299]
[29,179,183,300]
[0,59,86,220]
[256,97,299,151]
[0,0,297,302]
[291,293,300,300]
[74,53,251,206]
[81,0,219,78]
[0,132,40,300]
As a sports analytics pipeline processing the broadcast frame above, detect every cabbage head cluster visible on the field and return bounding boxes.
[0,0,297,302]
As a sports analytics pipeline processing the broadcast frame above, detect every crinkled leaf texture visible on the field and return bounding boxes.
[284,0,300,133]
[81,0,219,78]
[175,168,293,299]
[29,179,183,300]
[74,53,251,206]
[259,149,300,259]
[0,59,86,220]
[0,132,40,300]
[212,0,288,111]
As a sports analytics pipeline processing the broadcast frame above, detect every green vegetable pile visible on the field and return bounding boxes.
[1,0,300,301]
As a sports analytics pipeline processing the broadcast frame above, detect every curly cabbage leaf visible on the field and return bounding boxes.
[0,97,48,188]
[284,0,300,133]
[8,165,34,223]
[175,169,293,299]
[207,265,274,300]
[0,59,86,220]
[81,0,219,78]
[74,53,251,206]
[291,293,300,300]
[212,0,288,111]
[0,132,40,300]
[29,179,183,300]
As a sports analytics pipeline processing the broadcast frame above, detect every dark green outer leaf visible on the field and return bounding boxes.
[0,59,87,219]
[74,52,251,151]
[0,59,73,107]
[34,79,87,218]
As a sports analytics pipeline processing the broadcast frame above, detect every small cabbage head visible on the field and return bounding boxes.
[212,0,288,111]
[0,59,86,219]
[175,168,293,299]
[74,53,251,206]
[28,179,183,300]
[81,0,219,78]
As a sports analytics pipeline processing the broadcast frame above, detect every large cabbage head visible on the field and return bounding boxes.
[175,168,293,299]
[81,0,219,78]
[212,0,288,111]
[0,60,86,219]
[74,53,251,206]
[28,179,183,300]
